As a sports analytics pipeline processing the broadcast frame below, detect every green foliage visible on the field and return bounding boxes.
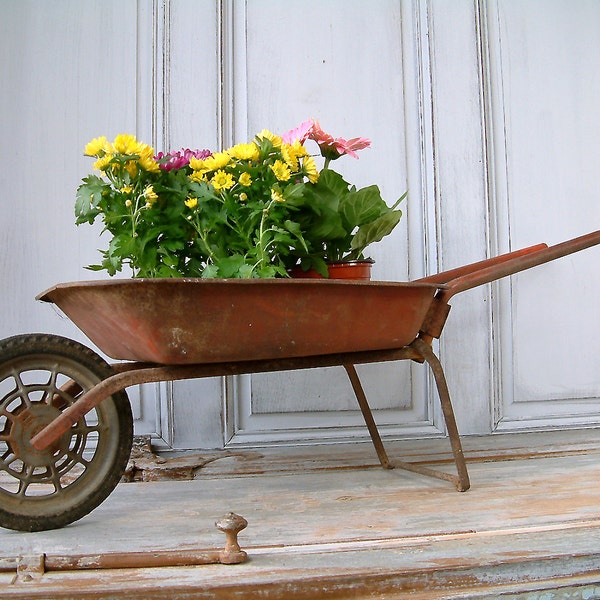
[75,175,107,224]
[76,130,406,279]
[290,171,406,270]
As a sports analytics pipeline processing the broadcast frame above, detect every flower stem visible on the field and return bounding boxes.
[257,199,276,269]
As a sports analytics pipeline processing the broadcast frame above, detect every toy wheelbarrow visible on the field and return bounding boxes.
[0,230,598,532]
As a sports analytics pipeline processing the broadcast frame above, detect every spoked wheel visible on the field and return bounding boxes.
[0,334,133,531]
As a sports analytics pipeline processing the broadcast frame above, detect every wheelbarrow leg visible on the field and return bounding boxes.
[344,364,393,469]
[344,356,470,492]
[412,338,470,491]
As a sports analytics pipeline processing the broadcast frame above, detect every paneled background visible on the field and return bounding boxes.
[1,0,598,451]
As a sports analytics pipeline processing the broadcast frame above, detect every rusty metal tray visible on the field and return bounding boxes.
[37,279,440,364]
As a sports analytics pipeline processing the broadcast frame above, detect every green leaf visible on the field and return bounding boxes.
[339,185,387,229]
[75,175,108,224]
[237,263,256,278]
[314,169,349,198]
[255,263,285,278]
[283,220,308,252]
[201,264,220,278]
[159,253,179,268]
[157,239,185,252]
[213,254,247,278]
[99,249,124,276]
[309,256,329,278]
[306,209,345,240]
[349,210,403,257]
[282,182,309,206]
[155,263,180,277]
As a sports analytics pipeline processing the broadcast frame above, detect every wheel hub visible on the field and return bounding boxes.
[8,403,71,467]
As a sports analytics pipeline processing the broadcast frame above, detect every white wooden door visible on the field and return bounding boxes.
[222,0,433,445]
[1,0,599,452]
[220,0,600,444]
[482,0,600,431]
[0,0,224,450]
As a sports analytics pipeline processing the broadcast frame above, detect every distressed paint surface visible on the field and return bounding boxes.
[1,432,599,597]
[0,1,599,453]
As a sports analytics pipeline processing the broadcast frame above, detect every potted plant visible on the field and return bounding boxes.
[281,120,406,278]
[75,120,405,279]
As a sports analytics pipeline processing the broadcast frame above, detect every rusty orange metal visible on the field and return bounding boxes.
[0,513,248,575]
[27,229,600,497]
[37,279,440,364]
[37,230,600,365]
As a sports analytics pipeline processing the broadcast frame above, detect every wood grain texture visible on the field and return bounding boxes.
[1,432,599,597]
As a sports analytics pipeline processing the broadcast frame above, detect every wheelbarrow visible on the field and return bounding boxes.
[0,230,598,533]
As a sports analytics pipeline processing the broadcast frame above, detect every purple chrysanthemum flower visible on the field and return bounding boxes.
[155,148,212,171]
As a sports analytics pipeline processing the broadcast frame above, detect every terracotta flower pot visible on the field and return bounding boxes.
[289,260,374,281]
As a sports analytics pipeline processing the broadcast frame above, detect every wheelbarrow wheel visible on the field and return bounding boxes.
[0,333,133,532]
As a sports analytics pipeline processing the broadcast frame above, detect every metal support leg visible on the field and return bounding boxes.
[344,364,393,469]
[412,338,470,491]
[345,356,470,492]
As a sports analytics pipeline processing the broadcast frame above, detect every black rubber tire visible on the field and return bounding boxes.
[0,334,133,532]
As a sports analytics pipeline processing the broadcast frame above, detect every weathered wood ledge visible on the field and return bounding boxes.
[1,430,599,599]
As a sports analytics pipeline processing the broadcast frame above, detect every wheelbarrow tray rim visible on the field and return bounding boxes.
[37,278,442,365]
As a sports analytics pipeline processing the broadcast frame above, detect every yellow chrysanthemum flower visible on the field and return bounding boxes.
[133,144,158,171]
[270,160,292,182]
[124,161,138,178]
[280,145,298,171]
[93,154,113,172]
[189,171,207,183]
[271,189,285,203]
[188,156,205,171]
[291,139,308,156]
[303,155,319,184]
[256,129,282,148]
[120,185,133,194]
[228,143,260,161]
[280,141,308,171]
[184,197,198,209]
[195,152,231,174]
[113,133,143,155]
[212,152,232,169]
[84,136,110,157]
[239,192,248,202]
[211,170,235,191]
[138,154,160,173]
[144,185,158,204]
[138,142,155,155]
[238,172,252,187]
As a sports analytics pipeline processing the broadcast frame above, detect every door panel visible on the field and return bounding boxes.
[224,0,443,445]
[483,0,600,429]
[3,1,598,452]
